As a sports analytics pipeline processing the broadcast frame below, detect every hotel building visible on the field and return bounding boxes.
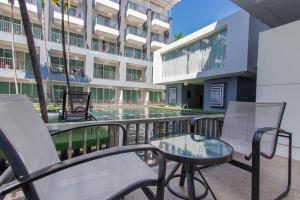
[0,0,179,104]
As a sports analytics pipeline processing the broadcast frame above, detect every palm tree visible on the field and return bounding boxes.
[174,32,184,41]
[17,0,48,122]
[8,0,19,94]
[52,0,71,93]
[41,0,54,102]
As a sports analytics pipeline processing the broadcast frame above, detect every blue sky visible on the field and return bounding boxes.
[171,0,240,36]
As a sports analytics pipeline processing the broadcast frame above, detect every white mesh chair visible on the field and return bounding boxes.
[0,95,166,200]
[192,101,292,200]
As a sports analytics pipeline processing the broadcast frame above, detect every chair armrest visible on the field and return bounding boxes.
[0,144,166,196]
[250,127,292,160]
[50,123,127,146]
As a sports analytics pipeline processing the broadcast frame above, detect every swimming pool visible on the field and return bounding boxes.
[49,107,191,122]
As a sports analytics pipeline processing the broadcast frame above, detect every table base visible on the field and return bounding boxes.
[165,163,217,200]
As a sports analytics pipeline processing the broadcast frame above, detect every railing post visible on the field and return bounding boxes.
[67,130,73,159]
[83,128,87,154]
[135,124,140,145]
[96,127,100,150]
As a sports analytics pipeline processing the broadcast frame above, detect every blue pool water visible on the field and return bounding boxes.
[49,107,190,122]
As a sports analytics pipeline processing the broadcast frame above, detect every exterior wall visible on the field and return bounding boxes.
[204,77,238,112]
[153,10,264,85]
[0,0,178,104]
[204,77,256,112]
[256,19,300,160]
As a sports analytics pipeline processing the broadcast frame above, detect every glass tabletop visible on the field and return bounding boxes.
[150,134,233,164]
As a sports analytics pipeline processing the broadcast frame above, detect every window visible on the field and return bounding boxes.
[90,88,115,103]
[126,68,142,82]
[162,29,227,78]
[94,64,116,80]
[149,91,162,103]
[22,83,38,98]
[123,90,141,103]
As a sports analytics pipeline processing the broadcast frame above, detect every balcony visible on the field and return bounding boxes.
[50,64,85,77]
[94,16,119,39]
[92,39,119,55]
[50,31,85,48]
[53,6,84,30]
[151,34,167,51]
[0,19,42,39]
[0,0,38,15]
[126,1,147,25]
[125,47,146,60]
[151,12,170,33]
[0,57,25,70]
[94,0,120,16]
[125,27,146,47]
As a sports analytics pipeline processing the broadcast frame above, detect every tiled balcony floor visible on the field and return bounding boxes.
[4,155,300,200]
[126,155,300,200]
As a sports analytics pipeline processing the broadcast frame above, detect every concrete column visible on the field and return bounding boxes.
[119,61,126,82]
[119,0,128,56]
[86,0,93,49]
[85,52,94,80]
[145,63,152,84]
[168,17,173,43]
[146,9,152,61]
[119,89,123,105]
[144,91,149,105]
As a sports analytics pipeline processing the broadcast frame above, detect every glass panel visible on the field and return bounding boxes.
[0,82,9,94]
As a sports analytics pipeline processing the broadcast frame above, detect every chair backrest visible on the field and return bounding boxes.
[221,101,285,157]
[0,95,60,179]
[62,90,91,120]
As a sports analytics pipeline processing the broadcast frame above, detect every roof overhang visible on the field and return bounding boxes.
[150,0,180,10]
[231,0,300,27]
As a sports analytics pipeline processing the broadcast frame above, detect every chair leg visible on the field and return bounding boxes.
[252,133,261,200]
[274,133,292,200]
[179,164,186,186]
[142,187,156,200]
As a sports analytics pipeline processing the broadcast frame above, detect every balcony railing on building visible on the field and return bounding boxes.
[126,74,144,82]
[50,64,85,77]
[96,15,118,29]
[50,31,85,48]
[25,0,38,5]
[126,26,146,38]
[0,57,25,70]
[126,1,147,14]
[125,48,146,60]
[53,6,84,19]
[151,34,168,44]
[152,12,170,23]
[92,40,119,55]
[0,20,42,39]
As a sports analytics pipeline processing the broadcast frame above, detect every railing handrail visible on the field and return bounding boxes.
[0,19,42,39]
[96,16,118,29]
[92,40,119,55]
[127,1,147,14]
[151,34,167,43]
[25,0,38,5]
[125,48,147,60]
[53,6,84,19]
[152,11,169,23]
[47,114,224,132]
[50,31,84,48]
[0,56,25,70]
[126,26,146,38]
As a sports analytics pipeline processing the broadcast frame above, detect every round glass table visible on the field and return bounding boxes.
[150,133,233,200]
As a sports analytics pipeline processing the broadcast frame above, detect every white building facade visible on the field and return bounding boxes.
[0,0,180,104]
[153,10,268,112]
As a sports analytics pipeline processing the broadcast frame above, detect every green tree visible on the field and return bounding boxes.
[51,0,71,93]
[17,0,48,122]
[174,32,184,41]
